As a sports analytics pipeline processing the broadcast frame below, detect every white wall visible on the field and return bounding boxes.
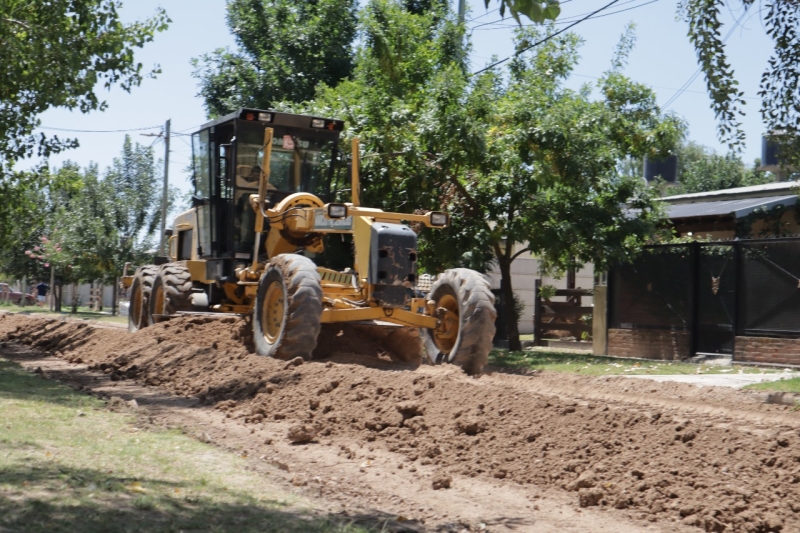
[60,283,117,309]
[485,245,594,335]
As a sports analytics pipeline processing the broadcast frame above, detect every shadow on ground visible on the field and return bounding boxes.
[0,462,428,533]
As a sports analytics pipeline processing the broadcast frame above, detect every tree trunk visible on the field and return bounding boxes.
[498,257,522,351]
[71,283,79,314]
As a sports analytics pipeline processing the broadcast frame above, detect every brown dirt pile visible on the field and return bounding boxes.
[2,312,800,532]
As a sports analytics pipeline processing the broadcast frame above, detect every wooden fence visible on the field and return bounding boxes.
[533,279,593,346]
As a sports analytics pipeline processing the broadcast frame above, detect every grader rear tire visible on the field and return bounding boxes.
[421,268,496,375]
[128,266,157,332]
[253,254,322,360]
[149,264,193,323]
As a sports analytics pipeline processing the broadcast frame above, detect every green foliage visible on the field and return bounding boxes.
[0,137,163,285]
[484,0,561,24]
[0,164,83,280]
[680,0,745,148]
[206,1,680,349]
[191,0,358,117]
[539,284,557,301]
[676,0,800,154]
[668,141,773,195]
[494,1,800,158]
[0,0,169,169]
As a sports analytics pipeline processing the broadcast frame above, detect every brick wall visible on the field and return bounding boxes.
[735,336,800,365]
[607,328,691,360]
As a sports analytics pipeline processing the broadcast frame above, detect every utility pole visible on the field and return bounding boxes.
[457,0,467,62]
[159,119,171,255]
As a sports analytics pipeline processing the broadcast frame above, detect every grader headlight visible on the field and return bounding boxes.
[429,212,449,227]
[327,203,348,219]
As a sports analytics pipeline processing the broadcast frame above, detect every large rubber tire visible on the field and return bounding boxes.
[128,266,157,332]
[149,264,193,323]
[420,268,496,375]
[253,254,322,360]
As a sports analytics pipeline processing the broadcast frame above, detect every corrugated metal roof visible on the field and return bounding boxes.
[666,195,798,220]
[663,181,800,203]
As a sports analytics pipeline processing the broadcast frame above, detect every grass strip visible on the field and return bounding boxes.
[0,303,127,324]
[489,348,779,376]
[0,356,369,533]
[744,377,800,393]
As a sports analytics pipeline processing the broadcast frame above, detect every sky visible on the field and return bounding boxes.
[30,0,775,196]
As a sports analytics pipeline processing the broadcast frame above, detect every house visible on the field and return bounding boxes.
[602,181,800,365]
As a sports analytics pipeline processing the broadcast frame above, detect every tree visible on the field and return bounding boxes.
[667,141,772,195]
[0,164,83,282]
[0,137,165,306]
[481,0,800,157]
[0,1,169,170]
[105,135,163,268]
[290,3,681,350]
[191,0,358,117]
[415,27,681,349]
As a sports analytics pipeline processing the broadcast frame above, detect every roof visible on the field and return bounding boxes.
[666,195,798,220]
[662,180,800,204]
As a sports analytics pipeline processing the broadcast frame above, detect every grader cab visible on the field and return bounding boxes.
[124,108,495,374]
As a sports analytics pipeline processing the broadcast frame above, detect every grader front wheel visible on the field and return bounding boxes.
[149,264,193,323]
[128,266,157,332]
[253,254,323,360]
[421,268,496,375]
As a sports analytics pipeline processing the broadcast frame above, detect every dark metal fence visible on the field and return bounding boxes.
[738,240,800,336]
[610,244,693,331]
[609,238,800,356]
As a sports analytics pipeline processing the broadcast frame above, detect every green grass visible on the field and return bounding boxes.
[744,377,800,393]
[0,302,127,324]
[488,348,779,376]
[0,356,372,533]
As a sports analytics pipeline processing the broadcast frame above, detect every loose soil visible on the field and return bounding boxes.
[2,312,800,532]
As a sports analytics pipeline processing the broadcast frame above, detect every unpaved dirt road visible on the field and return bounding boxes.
[2,312,798,532]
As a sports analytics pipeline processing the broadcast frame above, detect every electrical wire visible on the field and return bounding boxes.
[468,0,576,29]
[39,124,163,133]
[661,7,749,109]
[471,0,622,76]
[471,0,643,30]
[486,0,658,30]
[571,72,761,101]
[465,7,499,23]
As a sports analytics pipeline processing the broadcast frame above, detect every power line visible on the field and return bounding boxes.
[469,0,577,29]
[471,0,622,76]
[39,124,163,133]
[470,0,637,31]
[571,72,761,101]
[472,0,644,30]
[661,7,748,109]
[465,7,499,23]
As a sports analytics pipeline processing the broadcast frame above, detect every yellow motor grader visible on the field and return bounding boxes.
[123,108,495,374]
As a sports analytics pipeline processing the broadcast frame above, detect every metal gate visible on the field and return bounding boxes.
[610,238,800,358]
[696,244,736,355]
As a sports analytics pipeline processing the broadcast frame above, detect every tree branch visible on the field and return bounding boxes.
[446,172,483,217]
[511,246,530,261]
[4,17,30,29]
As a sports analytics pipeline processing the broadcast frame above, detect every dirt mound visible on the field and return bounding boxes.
[2,312,800,532]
